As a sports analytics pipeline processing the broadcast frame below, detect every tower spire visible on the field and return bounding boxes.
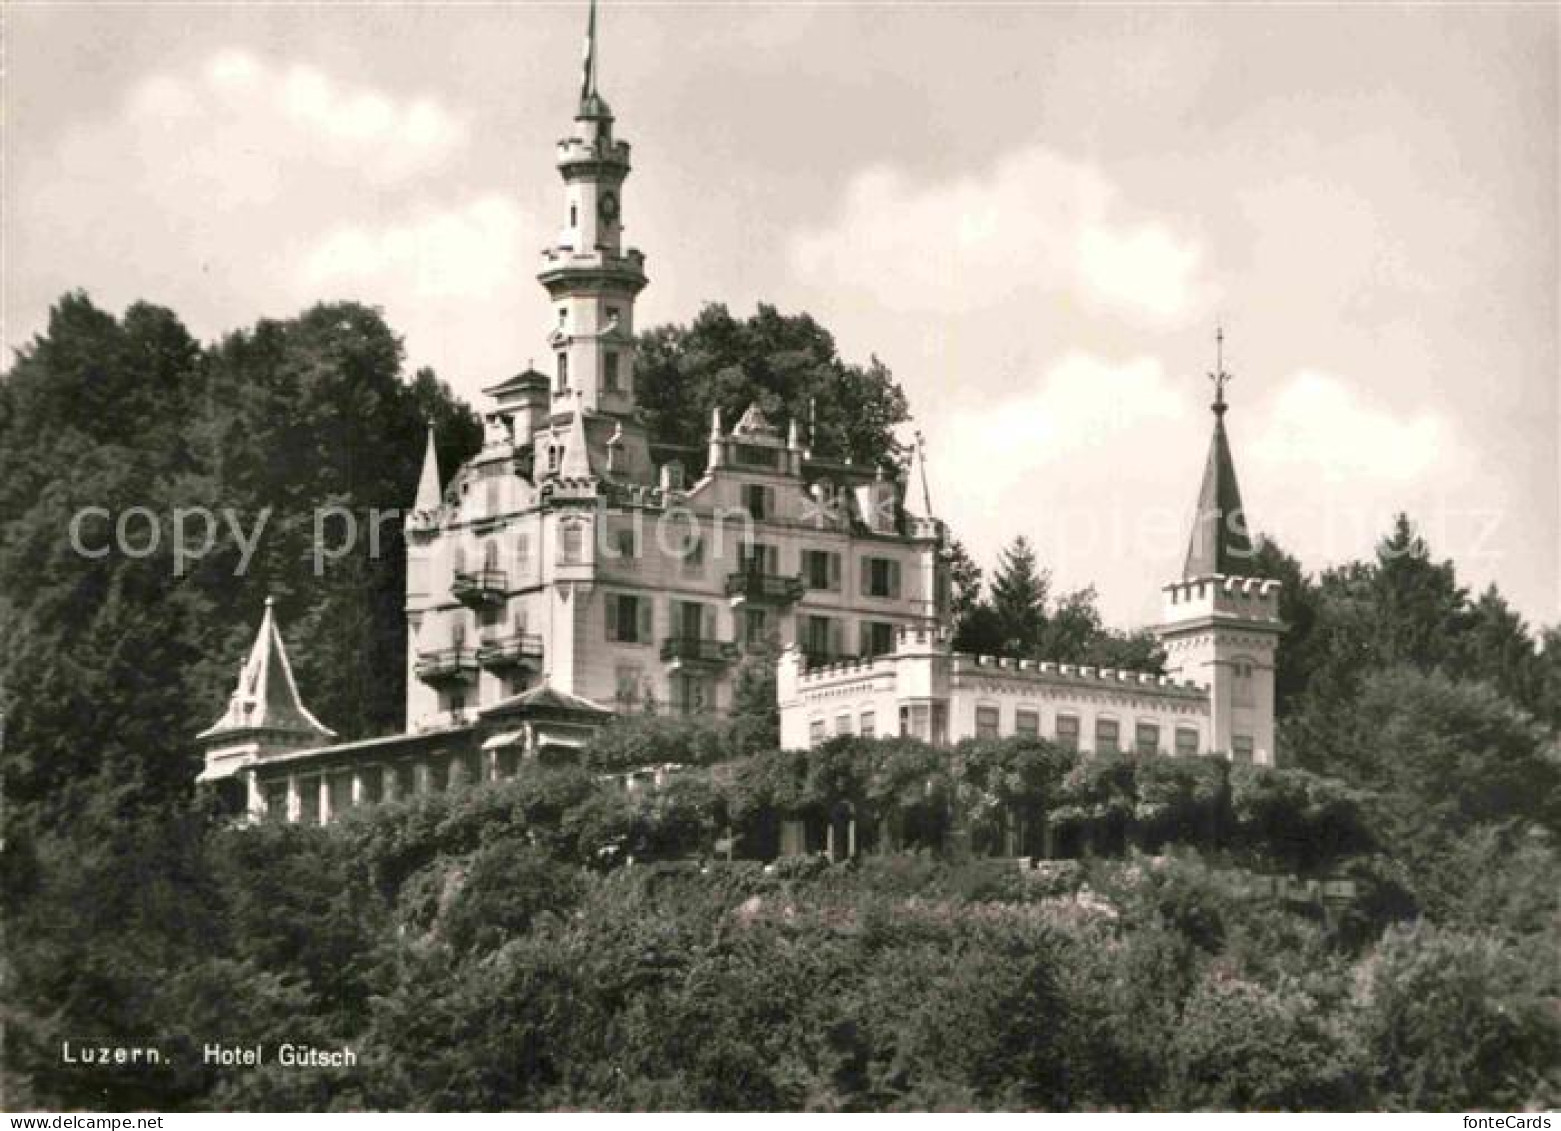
[197,597,335,746]
[413,425,442,513]
[1183,329,1253,578]
[905,429,934,519]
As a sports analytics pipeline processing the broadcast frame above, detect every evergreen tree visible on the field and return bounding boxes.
[987,536,1049,655]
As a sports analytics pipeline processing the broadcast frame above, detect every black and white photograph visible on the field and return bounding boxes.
[1,0,1557,1115]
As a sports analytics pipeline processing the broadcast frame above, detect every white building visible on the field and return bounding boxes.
[195,3,949,822]
[778,367,1285,765]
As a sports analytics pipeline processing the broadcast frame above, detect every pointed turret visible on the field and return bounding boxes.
[1156,330,1284,766]
[413,427,442,513]
[1182,328,1254,578]
[904,429,933,520]
[197,598,335,785]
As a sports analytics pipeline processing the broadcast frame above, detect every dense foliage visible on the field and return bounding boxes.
[2,294,1557,1111]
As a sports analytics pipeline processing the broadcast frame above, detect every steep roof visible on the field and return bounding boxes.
[1182,362,1255,578]
[197,598,335,742]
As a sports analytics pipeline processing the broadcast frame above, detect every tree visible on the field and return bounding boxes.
[635,303,910,472]
[988,537,1049,655]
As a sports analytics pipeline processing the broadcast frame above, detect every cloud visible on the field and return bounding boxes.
[1250,370,1450,485]
[298,196,526,299]
[787,146,1211,326]
[126,49,469,184]
[8,47,531,388]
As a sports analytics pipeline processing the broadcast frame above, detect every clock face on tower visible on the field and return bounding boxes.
[597,191,620,222]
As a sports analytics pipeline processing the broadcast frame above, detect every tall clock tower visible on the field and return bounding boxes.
[538,0,648,419]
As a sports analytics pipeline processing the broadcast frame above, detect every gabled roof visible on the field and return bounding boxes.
[482,368,549,397]
[481,682,613,720]
[197,598,335,742]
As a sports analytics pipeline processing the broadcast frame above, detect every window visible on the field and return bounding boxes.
[1234,658,1256,707]
[803,614,838,661]
[559,522,585,564]
[1016,708,1040,737]
[515,532,532,572]
[614,664,644,707]
[860,711,876,738]
[802,549,842,591]
[449,691,466,718]
[835,714,852,736]
[328,770,354,817]
[680,531,705,578]
[613,528,637,559]
[450,619,467,649]
[360,766,384,805]
[605,305,621,326]
[298,778,321,825]
[739,541,779,575]
[393,762,416,799]
[742,483,774,521]
[1232,735,1255,764]
[744,608,770,649]
[604,350,620,392]
[862,556,902,599]
[672,673,708,715]
[976,704,1000,739]
[902,702,930,740]
[427,756,449,794]
[1136,722,1161,757]
[556,350,569,393]
[1176,727,1200,757]
[606,593,652,644]
[1055,714,1080,751]
[596,589,646,642]
[569,204,577,228]
[809,718,827,746]
[558,306,567,327]
[262,780,289,822]
[859,620,896,657]
[1095,717,1120,754]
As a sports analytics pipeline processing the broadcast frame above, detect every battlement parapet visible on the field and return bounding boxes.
[1162,573,1284,625]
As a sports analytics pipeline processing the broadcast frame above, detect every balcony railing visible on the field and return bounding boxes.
[451,567,508,609]
[724,571,805,606]
[415,646,479,685]
[660,636,739,669]
[478,632,545,671]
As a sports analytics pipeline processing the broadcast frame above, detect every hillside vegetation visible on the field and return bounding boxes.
[1,295,1557,1110]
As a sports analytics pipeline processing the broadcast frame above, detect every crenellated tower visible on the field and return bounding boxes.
[1155,332,1285,764]
[537,0,647,420]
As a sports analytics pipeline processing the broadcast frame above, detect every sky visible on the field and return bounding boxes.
[6,2,1558,631]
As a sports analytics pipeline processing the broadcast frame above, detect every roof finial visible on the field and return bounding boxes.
[1208,324,1233,416]
[580,0,599,106]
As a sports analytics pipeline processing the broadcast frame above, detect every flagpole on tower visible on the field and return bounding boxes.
[581,0,598,106]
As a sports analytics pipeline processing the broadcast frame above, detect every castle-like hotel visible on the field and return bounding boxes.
[196,7,1282,826]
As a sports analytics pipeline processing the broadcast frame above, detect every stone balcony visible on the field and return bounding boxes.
[415,646,479,687]
[660,636,739,672]
[725,571,805,607]
[451,567,507,610]
[477,632,545,673]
